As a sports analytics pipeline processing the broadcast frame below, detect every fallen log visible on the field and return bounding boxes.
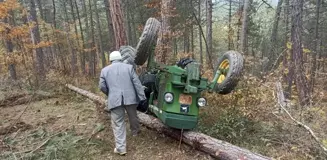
[66,84,272,160]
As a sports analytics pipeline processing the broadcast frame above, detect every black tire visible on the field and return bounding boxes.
[119,45,137,69]
[134,18,161,65]
[213,51,244,94]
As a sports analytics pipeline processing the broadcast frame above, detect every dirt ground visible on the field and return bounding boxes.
[0,88,213,160]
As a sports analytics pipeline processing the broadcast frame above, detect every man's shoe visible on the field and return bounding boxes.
[114,148,127,156]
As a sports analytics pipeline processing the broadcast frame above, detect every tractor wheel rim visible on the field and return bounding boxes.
[217,59,229,84]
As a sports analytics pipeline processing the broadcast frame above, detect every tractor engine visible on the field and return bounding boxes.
[138,59,209,129]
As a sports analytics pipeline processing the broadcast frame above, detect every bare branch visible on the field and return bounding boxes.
[261,0,273,9]
[275,81,327,154]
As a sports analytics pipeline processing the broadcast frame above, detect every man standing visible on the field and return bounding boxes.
[99,51,146,156]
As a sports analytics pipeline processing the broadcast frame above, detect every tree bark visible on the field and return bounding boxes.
[29,0,45,81]
[206,0,214,68]
[93,0,106,68]
[103,0,115,52]
[198,0,203,64]
[88,0,96,76]
[5,28,17,81]
[63,1,77,76]
[74,0,86,74]
[291,0,310,106]
[69,0,81,74]
[81,0,91,75]
[228,0,234,50]
[2,8,17,81]
[36,0,53,69]
[267,0,283,71]
[156,0,175,64]
[283,0,291,98]
[240,0,249,54]
[66,84,273,160]
[310,0,321,93]
[109,0,127,50]
[51,0,66,72]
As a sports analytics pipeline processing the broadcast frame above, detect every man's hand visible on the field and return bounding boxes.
[137,99,148,113]
[139,99,148,106]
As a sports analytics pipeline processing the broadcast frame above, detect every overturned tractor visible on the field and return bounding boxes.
[119,18,244,130]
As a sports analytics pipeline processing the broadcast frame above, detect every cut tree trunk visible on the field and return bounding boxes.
[66,84,272,160]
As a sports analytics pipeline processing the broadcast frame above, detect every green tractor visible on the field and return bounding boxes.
[119,18,244,130]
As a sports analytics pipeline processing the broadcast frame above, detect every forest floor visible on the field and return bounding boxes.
[0,83,212,160]
[1,71,327,160]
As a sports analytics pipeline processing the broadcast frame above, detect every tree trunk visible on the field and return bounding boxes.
[4,17,17,81]
[191,24,194,58]
[228,0,234,50]
[1,3,17,81]
[206,0,213,68]
[51,0,66,72]
[240,0,249,54]
[291,0,310,106]
[109,0,127,49]
[66,84,273,160]
[93,0,106,68]
[198,0,203,64]
[81,0,91,75]
[130,1,138,47]
[310,0,321,93]
[36,0,53,69]
[124,0,132,45]
[103,0,115,51]
[70,0,81,75]
[88,0,96,76]
[236,1,242,50]
[74,0,86,74]
[29,0,45,81]
[63,1,77,76]
[284,0,292,99]
[156,0,175,64]
[190,0,194,58]
[267,0,284,71]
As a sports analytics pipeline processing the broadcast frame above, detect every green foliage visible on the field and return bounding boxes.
[0,129,102,160]
[197,107,258,145]
[25,132,84,160]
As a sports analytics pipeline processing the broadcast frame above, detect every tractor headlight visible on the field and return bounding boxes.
[197,97,207,107]
[164,92,174,103]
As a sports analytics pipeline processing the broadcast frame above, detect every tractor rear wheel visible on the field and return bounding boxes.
[213,51,244,94]
[119,45,137,69]
[134,18,161,65]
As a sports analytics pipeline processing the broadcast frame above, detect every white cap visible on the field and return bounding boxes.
[109,51,122,61]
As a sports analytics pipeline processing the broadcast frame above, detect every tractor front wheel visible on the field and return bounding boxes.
[213,51,244,94]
